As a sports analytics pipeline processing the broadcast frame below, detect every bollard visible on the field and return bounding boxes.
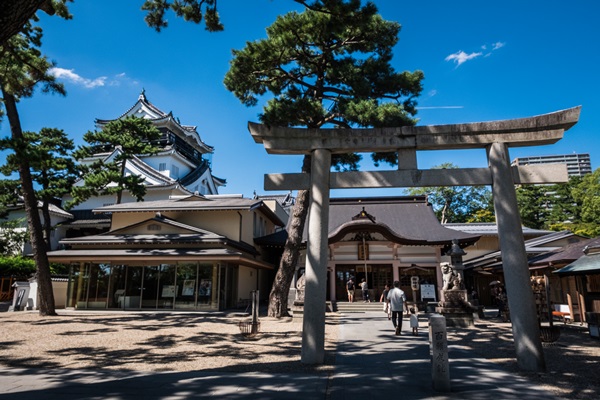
[251,290,260,334]
[429,314,451,392]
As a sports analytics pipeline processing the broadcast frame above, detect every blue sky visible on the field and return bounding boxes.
[1,0,598,199]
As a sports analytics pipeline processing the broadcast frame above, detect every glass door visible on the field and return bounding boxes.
[175,263,198,309]
[141,266,160,309]
[123,266,143,309]
[158,264,176,309]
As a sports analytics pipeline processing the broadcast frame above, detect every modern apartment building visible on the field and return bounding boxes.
[511,153,592,177]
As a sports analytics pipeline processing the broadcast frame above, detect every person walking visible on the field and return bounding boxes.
[360,278,371,303]
[387,280,406,335]
[346,278,355,303]
[409,307,419,336]
[380,284,391,320]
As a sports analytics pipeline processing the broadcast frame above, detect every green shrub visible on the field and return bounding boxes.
[0,256,36,277]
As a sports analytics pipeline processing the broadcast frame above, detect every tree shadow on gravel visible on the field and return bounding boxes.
[0,361,332,400]
[446,320,600,399]
[0,313,337,375]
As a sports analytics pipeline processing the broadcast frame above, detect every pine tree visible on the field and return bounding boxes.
[0,23,65,315]
[224,0,424,317]
[1,128,79,249]
[70,116,162,206]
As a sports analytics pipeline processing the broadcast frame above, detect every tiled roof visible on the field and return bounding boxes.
[528,236,600,266]
[324,196,480,246]
[445,223,551,237]
[464,230,584,270]
[93,196,285,226]
[46,248,274,270]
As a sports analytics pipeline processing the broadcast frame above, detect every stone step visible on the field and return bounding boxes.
[335,301,387,313]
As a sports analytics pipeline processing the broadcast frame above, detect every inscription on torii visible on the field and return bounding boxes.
[249,106,580,372]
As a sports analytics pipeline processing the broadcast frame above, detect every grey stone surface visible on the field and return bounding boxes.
[264,163,568,190]
[301,149,331,364]
[249,107,580,154]
[488,142,545,372]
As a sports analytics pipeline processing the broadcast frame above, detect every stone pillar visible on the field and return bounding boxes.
[487,142,545,372]
[430,314,450,392]
[301,148,331,364]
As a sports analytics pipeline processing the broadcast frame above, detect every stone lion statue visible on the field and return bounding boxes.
[441,262,462,291]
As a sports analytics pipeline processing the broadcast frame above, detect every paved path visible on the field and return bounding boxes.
[0,311,558,399]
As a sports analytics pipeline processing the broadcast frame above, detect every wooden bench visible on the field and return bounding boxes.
[552,304,572,324]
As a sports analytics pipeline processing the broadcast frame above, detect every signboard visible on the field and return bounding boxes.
[420,284,436,301]
[182,280,195,296]
[161,285,176,298]
[15,289,26,311]
[411,276,420,291]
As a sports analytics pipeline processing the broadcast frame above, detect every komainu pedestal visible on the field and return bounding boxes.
[436,290,475,327]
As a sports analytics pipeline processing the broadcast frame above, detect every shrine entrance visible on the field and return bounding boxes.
[335,264,392,301]
[249,106,580,371]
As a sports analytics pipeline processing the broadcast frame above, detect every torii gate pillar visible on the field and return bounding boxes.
[301,148,331,364]
[488,142,545,371]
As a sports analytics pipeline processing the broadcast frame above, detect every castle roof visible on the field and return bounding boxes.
[95,91,213,154]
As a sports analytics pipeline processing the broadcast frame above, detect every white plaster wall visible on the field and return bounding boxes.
[237,265,258,302]
[140,154,193,180]
[261,200,290,226]
[26,280,67,309]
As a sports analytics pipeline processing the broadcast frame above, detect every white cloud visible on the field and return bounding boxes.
[49,68,139,88]
[428,89,438,97]
[445,50,483,66]
[49,68,107,88]
[445,41,506,67]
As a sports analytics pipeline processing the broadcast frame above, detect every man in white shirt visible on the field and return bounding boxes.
[387,280,407,335]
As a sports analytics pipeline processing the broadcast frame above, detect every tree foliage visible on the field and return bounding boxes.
[0,0,71,46]
[0,218,29,256]
[0,255,36,276]
[515,184,549,230]
[515,171,600,237]
[225,0,424,317]
[0,254,68,276]
[1,128,79,248]
[405,163,494,224]
[141,0,349,33]
[0,179,22,218]
[142,0,224,32]
[70,116,162,206]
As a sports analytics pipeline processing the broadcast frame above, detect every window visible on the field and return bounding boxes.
[172,165,179,178]
[158,163,167,172]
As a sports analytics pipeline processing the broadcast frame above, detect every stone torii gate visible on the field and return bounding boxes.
[249,106,580,372]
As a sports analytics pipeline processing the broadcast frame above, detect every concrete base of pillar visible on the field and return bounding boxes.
[436,290,475,327]
[434,308,474,327]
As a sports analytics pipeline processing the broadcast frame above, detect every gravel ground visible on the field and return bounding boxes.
[0,309,598,399]
[0,309,337,374]
[446,319,600,399]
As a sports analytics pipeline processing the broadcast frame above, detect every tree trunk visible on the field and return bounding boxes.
[267,155,311,318]
[41,199,52,251]
[0,0,53,46]
[2,88,56,316]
